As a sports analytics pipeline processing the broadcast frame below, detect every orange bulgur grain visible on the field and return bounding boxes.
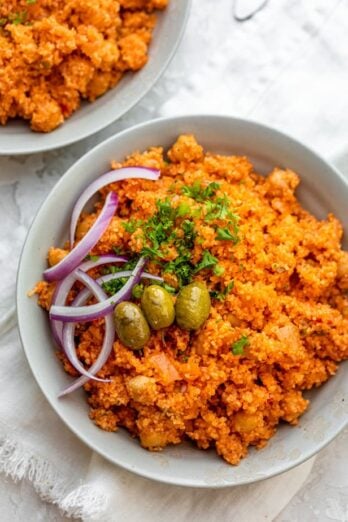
[0,0,168,132]
[34,135,348,465]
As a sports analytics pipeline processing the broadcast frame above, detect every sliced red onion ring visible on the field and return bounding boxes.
[50,254,127,346]
[44,192,118,282]
[59,271,115,396]
[75,270,163,303]
[50,256,146,323]
[70,167,160,246]
[58,269,162,398]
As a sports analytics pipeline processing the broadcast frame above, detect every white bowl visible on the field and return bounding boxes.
[17,115,348,487]
[0,1,190,156]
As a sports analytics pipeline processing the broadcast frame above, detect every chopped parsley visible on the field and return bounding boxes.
[213,264,225,276]
[10,11,28,25]
[216,226,239,243]
[164,250,193,287]
[119,179,241,289]
[86,254,100,262]
[132,284,144,299]
[231,335,249,355]
[194,250,218,273]
[161,282,176,294]
[122,218,143,234]
[210,280,234,301]
[204,195,233,221]
[0,3,35,27]
[177,202,191,217]
[181,219,196,248]
[102,257,138,276]
[181,181,220,202]
[102,277,127,296]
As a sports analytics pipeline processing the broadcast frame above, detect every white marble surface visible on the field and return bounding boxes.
[1,0,348,520]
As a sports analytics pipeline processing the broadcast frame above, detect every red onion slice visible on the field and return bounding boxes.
[50,254,127,346]
[59,271,115,395]
[58,269,162,398]
[69,167,160,246]
[74,270,163,304]
[44,192,118,282]
[50,256,146,322]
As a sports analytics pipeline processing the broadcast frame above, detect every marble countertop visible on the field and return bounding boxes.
[1,0,348,520]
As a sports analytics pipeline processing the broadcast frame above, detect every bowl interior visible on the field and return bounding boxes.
[0,0,190,155]
[17,115,348,487]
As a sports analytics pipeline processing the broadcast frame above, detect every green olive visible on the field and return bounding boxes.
[114,301,150,350]
[175,281,211,330]
[141,285,175,330]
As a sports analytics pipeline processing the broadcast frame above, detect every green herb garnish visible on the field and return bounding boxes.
[102,277,128,296]
[213,264,225,276]
[119,178,241,289]
[194,250,218,272]
[10,11,28,25]
[164,250,193,287]
[122,218,143,234]
[181,181,220,202]
[87,254,100,262]
[161,282,176,294]
[231,335,249,355]
[111,258,138,272]
[132,284,144,299]
[216,227,239,243]
[210,280,234,301]
[177,202,191,217]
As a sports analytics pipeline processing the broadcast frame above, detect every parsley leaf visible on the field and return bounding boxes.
[213,264,225,276]
[104,258,138,275]
[161,282,176,294]
[182,181,220,202]
[195,250,218,273]
[181,220,196,248]
[216,227,239,243]
[122,218,143,234]
[164,250,194,287]
[132,284,144,299]
[10,10,27,24]
[210,280,234,301]
[89,254,100,262]
[102,277,128,296]
[231,335,249,355]
[177,202,191,217]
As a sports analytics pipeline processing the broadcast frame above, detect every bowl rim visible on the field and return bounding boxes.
[0,0,191,156]
[16,114,348,488]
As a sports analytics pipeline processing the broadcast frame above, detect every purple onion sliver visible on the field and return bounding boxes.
[61,272,112,383]
[43,192,118,282]
[49,254,127,346]
[59,271,116,396]
[49,256,146,323]
[72,271,164,305]
[69,167,160,246]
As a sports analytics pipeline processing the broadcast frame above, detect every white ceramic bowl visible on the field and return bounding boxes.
[17,115,348,487]
[0,1,190,156]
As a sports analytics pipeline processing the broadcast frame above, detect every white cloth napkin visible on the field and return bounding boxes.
[1,0,348,520]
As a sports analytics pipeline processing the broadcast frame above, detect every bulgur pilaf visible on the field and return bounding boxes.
[0,0,168,132]
[34,134,348,465]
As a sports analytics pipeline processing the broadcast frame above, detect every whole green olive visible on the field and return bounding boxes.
[141,285,175,330]
[114,301,150,350]
[175,281,211,330]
